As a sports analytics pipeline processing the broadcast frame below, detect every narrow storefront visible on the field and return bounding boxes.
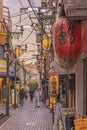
[83,58,87,115]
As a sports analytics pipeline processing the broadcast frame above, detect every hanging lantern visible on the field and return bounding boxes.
[53,18,82,68]
[43,35,51,50]
[22,60,25,67]
[35,23,41,30]
[16,46,22,57]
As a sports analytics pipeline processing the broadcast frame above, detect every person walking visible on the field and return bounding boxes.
[29,88,34,101]
[19,88,25,108]
[35,88,40,108]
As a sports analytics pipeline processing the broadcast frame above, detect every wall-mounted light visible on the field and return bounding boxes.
[28,7,38,12]
[27,7,47,13]
[16,25,31,30]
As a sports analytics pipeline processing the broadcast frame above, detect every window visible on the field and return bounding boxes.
[0,45,4,59]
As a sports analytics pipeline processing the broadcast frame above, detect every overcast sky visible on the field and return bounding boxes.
[3,0,42,64]
[3,0,41,15]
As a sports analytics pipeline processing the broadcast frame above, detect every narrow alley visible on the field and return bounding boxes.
[1,0,87,130]
[0,97,53,130]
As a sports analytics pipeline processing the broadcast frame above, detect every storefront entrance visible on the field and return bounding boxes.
[59,74,76,108]
[83,58,87,115]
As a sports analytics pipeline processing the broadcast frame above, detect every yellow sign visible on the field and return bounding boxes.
[43,35,51,49]
[22,60,26,67]
[50,96,56,109]
[49,74,59,96]
[35,23,41,30]
[0,60,6,72]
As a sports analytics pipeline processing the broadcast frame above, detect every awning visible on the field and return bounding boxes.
[0,72,20,80]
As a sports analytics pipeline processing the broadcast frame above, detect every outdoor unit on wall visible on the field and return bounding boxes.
[63,0,87,20]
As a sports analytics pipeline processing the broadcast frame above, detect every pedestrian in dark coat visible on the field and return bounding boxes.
[29,88,34,101]
[19,88,25,107]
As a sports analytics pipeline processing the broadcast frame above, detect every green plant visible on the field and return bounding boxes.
[29,80,38,90]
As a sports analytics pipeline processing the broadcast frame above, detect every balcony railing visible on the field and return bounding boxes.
[3,6,12,32]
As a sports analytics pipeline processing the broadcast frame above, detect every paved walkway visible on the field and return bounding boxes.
[0,98,53,130]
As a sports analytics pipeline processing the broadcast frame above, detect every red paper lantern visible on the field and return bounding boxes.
[53,18,82,68]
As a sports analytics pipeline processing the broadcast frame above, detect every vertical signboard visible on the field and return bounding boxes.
[49,72,59,96]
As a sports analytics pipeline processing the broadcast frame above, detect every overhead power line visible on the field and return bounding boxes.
[18,0,35,28]
[27,0,49,37]
[20,28,35,46]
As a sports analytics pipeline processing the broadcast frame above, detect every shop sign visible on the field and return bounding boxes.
[63,108,76,116]
[0,32,7,45]
[0,60,6,72]
[49,73,59,96]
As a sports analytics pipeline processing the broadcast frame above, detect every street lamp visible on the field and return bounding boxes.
[6,31,23,110]
[13,45,25,109]
[27,7,48,13]
[4,28,23,114]
[14,58,17,109]
[5,49,9,116]
[5,31,11,116]
[16,25,31,31]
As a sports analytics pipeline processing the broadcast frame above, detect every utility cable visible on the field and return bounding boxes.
[18,0,35,30]
[12,16,31,27]
[19,28,35,46]
[27,0,49,37]
[12,11,36,27]
[11,11,25,17]
[12,0,37,46]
